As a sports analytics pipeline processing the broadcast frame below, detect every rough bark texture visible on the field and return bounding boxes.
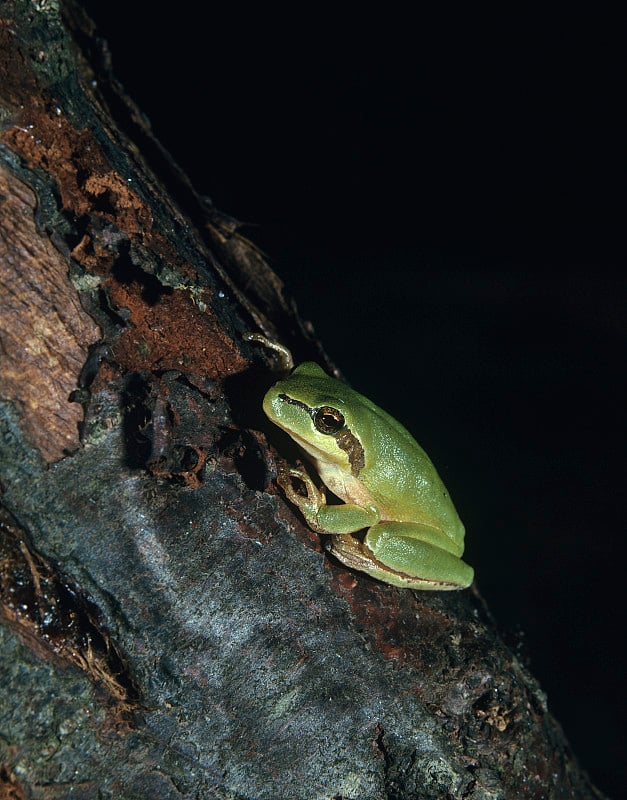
[0,3,609,799]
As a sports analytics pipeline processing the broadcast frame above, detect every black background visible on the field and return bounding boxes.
[81,5,624,796]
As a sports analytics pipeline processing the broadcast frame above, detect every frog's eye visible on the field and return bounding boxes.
[314,406,345,434]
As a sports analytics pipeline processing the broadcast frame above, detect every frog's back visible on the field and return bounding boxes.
[355,390,465,543]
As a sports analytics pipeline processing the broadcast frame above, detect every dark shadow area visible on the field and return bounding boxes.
[120,372,154,469]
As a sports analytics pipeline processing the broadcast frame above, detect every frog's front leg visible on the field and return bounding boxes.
[277,466,380,534]
[329,521,474,590]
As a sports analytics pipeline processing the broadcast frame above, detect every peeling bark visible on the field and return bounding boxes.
[0,2,609,799]
[0,168,101,461]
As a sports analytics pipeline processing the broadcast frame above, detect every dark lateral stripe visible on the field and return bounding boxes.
[278,393,311,412]
[278,394,365,476]
[336,428,365,476]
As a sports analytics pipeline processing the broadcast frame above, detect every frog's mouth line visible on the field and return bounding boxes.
[274,422,345,468]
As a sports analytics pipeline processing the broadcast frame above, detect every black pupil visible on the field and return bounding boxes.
[315,407,344,433]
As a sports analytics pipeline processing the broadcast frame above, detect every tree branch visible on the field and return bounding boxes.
[0,2,608,798]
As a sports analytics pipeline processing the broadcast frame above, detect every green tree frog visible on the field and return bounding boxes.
[246,334,474,590]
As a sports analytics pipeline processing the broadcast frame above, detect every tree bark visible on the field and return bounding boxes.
[0,3,608,799]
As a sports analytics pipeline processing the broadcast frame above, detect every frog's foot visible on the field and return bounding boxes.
[243,332,294,373]
[276,465,327,530]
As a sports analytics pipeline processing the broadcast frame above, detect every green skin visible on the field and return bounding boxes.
[263,361,474,590]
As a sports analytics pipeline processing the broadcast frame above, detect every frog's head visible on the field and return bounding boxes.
[263,362,367,476]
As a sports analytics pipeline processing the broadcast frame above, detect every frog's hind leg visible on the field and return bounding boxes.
[363,522,474,589]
